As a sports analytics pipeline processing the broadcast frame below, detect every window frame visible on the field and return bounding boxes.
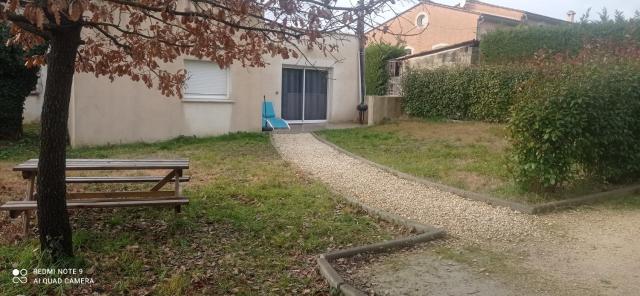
[404,46,414,55]
[416,12,429,28]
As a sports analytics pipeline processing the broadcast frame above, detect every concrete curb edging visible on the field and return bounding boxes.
[315,205,445,296]
[316,229,444,296]
[530,184,640,214]
[269,134,446,296]
[311,132,640,215]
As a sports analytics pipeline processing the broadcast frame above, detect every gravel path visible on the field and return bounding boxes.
[272,133,544,244]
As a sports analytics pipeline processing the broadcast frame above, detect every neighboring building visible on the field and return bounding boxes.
[387,40,481,95]
[370,0,569,94]
[367,0,567,55]
[26,36,360,146]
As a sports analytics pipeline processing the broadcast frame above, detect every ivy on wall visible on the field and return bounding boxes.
[365,42,406,95]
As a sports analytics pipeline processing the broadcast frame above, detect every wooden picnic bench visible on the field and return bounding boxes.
[1,159,190,235]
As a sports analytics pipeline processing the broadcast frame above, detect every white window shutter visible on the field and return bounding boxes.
[184,60,228,98]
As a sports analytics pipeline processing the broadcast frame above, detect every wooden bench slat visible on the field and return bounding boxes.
[1,198,189,211]
[65,176,190,184]
[2,197,188,205]
[13,159,190,171]
[17,159,189,164]
[68,199,188,208]
[66,190,176,200]
[3,196,189,205]
[3,197,188,207]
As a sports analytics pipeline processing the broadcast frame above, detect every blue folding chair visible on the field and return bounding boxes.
[262,100,290,130]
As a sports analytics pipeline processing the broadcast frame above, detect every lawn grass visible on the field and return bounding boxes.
[0,127,396,295]
[317,120,622,204]
[0,123,41,161]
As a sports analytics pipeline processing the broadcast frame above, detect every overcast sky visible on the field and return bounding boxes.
[438,0,639,20]
[357,0,640,25]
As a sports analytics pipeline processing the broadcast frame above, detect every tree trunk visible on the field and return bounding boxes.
[36,25,82,260]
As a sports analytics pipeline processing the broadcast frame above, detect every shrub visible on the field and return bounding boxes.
[480,21,640,64]
[365,42,406,95]
[402,66,534,122]
[0,24,40,140]
[508,63,640,190]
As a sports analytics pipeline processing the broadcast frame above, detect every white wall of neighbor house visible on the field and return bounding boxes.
[65,35,359,146]
[23,94,43,123]
[22,67,47,123]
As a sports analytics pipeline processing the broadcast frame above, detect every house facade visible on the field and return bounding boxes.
[25,36,360,147]
[367,0,567,54]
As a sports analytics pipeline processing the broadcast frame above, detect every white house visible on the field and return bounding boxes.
[25,35,361,147]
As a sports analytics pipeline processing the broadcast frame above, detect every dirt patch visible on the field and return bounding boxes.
[426,206,640,296]
[341,241,584,296]
[522,208,640,296]
[354,251,514,296]
[341,197,640,296]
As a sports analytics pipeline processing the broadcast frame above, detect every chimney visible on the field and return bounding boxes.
[566,10,576,22]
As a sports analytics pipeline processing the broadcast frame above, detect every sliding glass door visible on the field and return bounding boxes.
[281,68,328,123]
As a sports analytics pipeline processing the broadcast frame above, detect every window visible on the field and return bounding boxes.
[388,60,402,77]
[416,13,429,28]
[184,60,229,101]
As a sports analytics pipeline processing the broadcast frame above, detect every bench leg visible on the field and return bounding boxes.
[23,174,35,237]
[173,169,182,216]
[23,211,30,237]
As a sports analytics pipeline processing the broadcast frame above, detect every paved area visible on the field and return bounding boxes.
[354,251,515,296]
[272,133,543,244]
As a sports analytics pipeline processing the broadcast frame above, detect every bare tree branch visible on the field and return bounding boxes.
[5,13,52,39]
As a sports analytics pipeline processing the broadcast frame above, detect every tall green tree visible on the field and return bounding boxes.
[0,23,39,140]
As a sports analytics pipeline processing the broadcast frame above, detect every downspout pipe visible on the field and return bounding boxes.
[356,0,368,124]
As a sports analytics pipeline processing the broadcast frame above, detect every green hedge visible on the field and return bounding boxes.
[365,42,406,95]
[402,66,534,122]
[509,63,640,190]
[480,21,640,64]
[0,24,40,140]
